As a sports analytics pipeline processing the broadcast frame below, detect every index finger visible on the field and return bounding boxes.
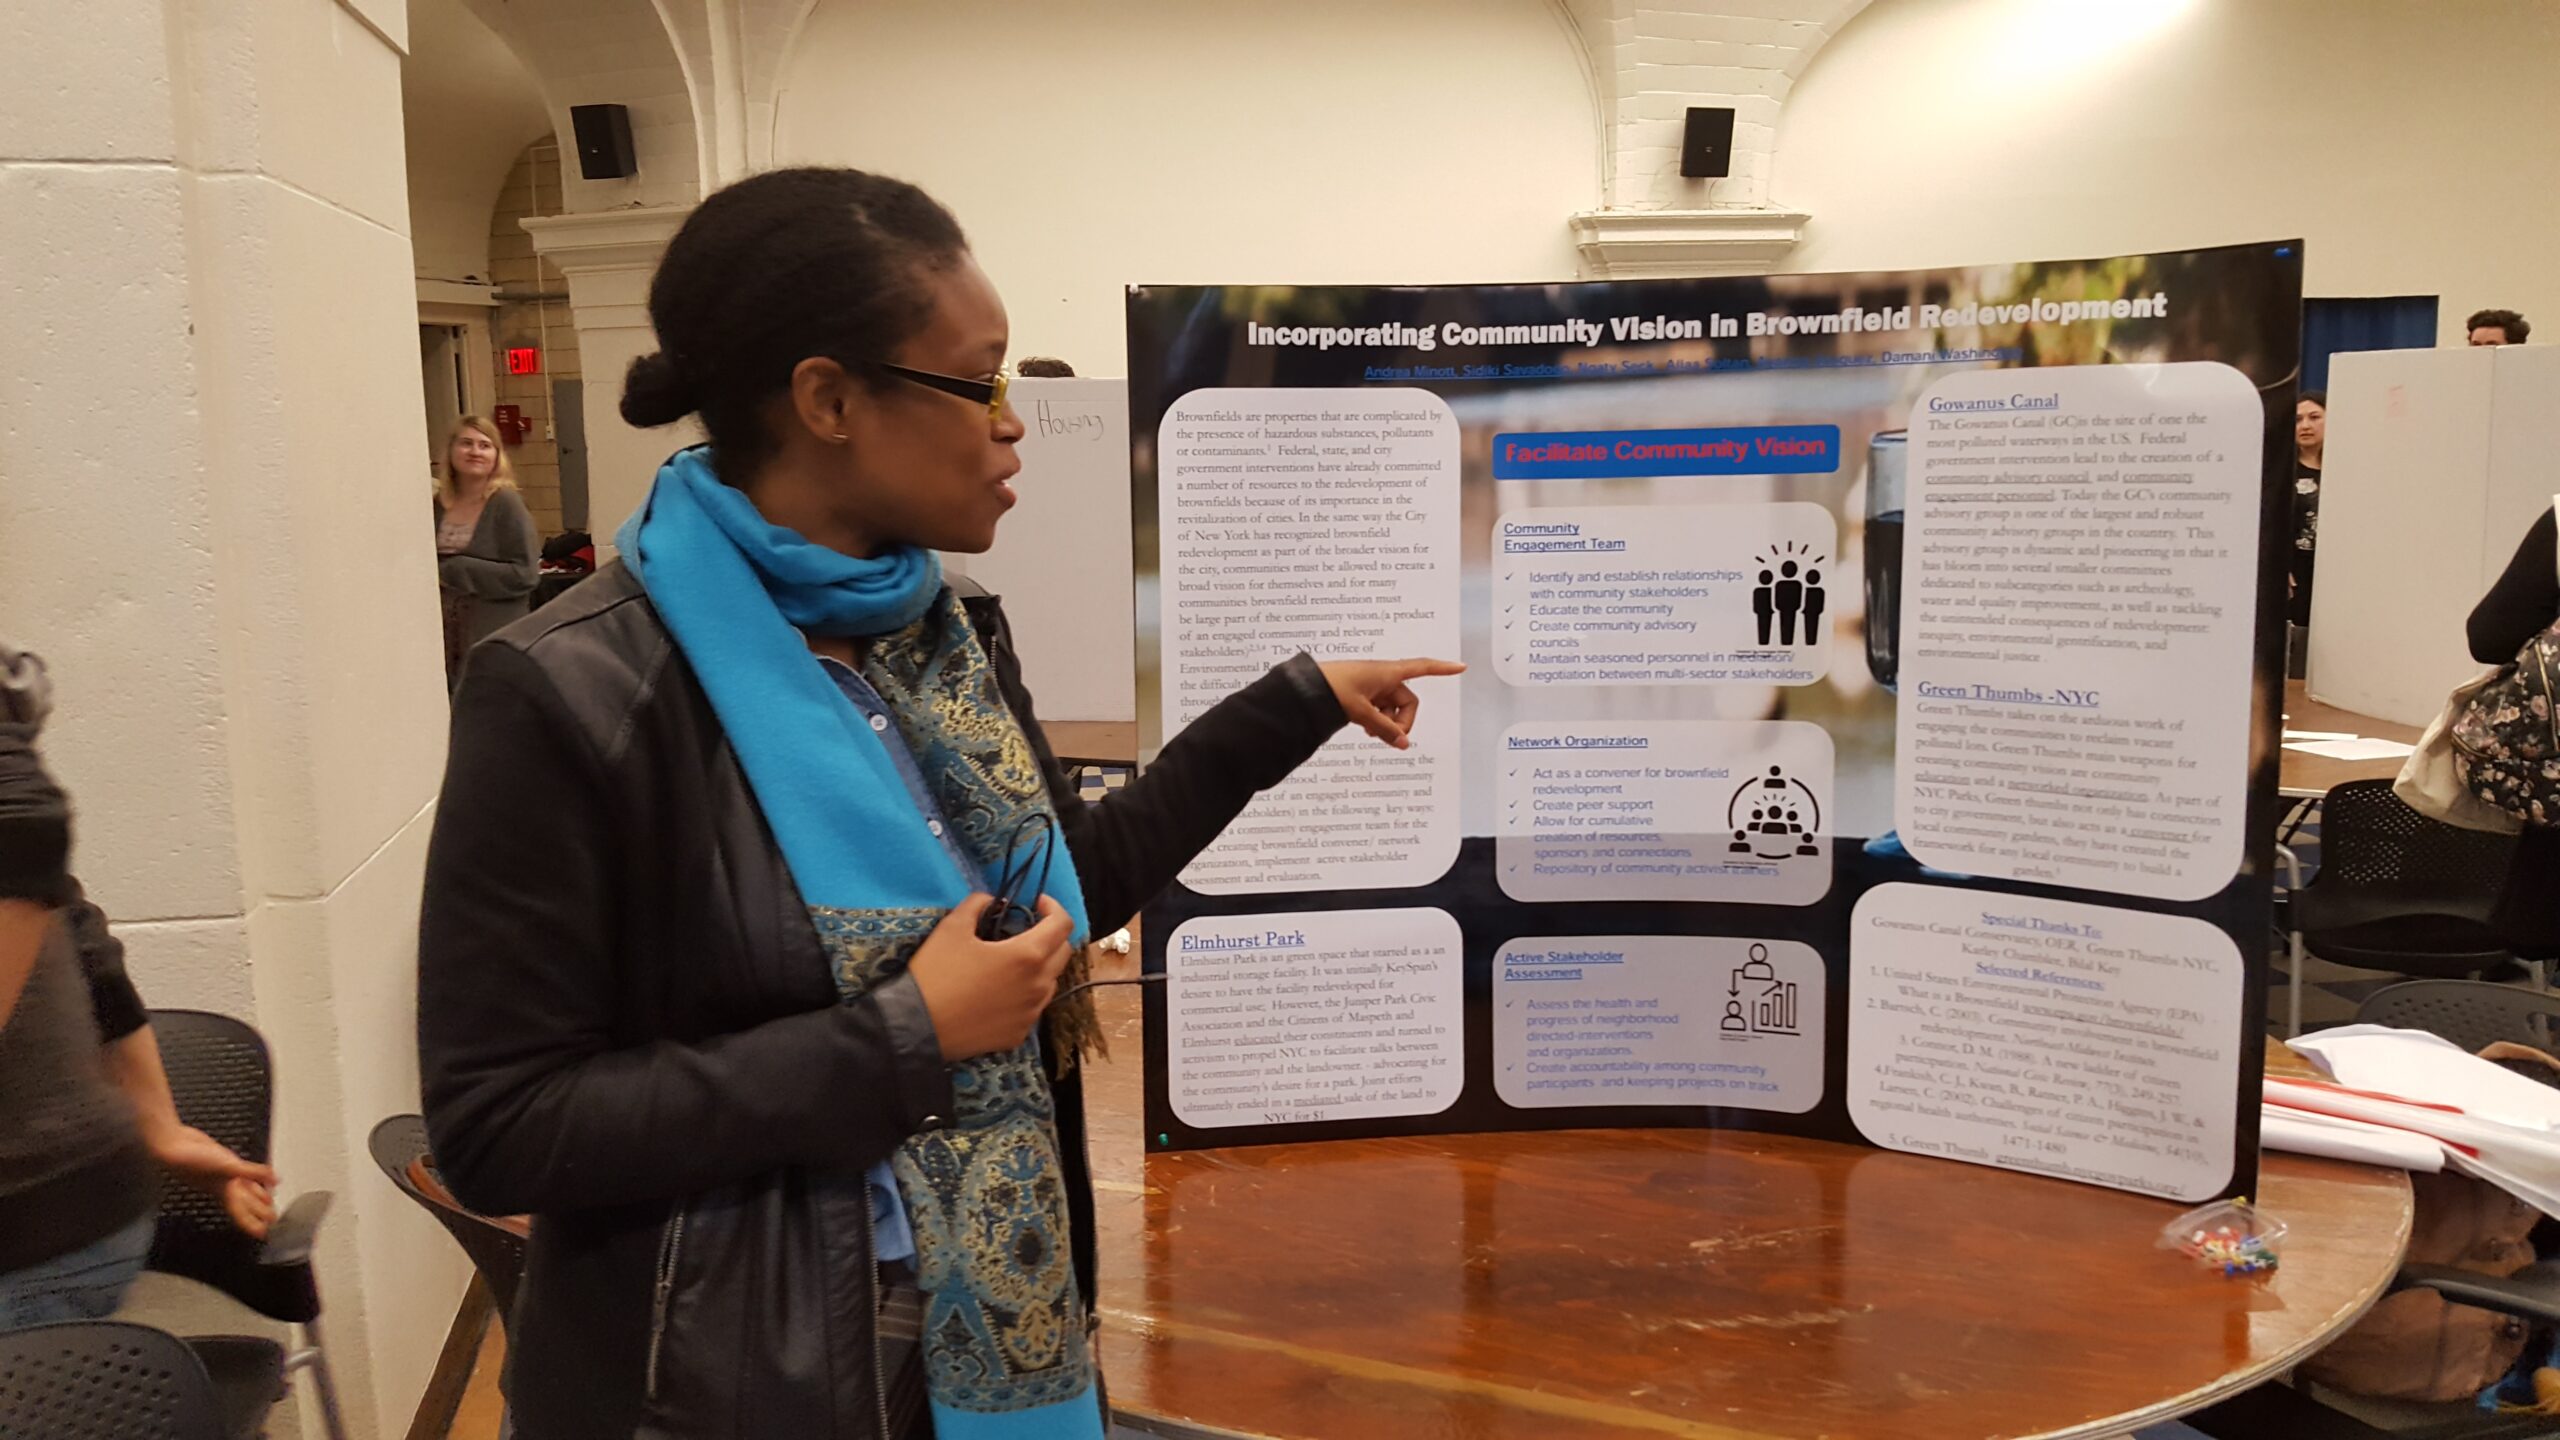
[1383,658,1466,681]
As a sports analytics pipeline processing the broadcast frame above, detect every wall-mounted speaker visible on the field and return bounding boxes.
[569,104,638,180]
[1679,106,1736,179]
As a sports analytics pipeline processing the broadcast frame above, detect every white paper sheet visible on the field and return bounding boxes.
[2265,1035,2560,1218]
[2289,1025,2560,1130]
[1894,364,2263,902]
[1849,886,2242,1200]
[2281,737,2417,761]
[1160,388,1463,894]
[2260,1106,2447,1171]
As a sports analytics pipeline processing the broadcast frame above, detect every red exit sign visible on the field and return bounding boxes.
[506,347,542,375]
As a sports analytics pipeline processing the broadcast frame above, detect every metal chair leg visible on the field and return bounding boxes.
[2279,845,2307,1039]
[2304,932,2324,1030]
[294,1316,354,1440]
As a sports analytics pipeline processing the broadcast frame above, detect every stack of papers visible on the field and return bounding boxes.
[2281,736,2417,761]
[2261,1107,2446,1171]
[2265,1026,2560,1216]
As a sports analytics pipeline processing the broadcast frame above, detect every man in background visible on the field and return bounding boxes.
[2467,309,2531,346]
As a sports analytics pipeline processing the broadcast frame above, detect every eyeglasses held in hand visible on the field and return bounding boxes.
[874,361,1011,423]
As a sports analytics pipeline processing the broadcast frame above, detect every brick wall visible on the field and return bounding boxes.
[486,136,582,535]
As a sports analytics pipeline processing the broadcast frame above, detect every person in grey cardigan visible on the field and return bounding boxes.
[434,415,542,685]
[0,643,277,1328]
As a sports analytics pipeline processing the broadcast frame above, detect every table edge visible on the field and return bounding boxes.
[2012,1161,2416,1440]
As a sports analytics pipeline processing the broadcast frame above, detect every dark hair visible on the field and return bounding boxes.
[621,168,969,479]
[1015,356,1076,378]
[2297,390,2325,409]
[2466,308,2530,343]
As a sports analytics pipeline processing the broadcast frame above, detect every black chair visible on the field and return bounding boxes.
[2193,981,2560,1439]
[2358,980,2560,1056]
[368,1116,527,1325]
[0,1321,225,1440]
[2287,781,2523,1036]
[371,1115,529,1439]
[146,1010,348,1440]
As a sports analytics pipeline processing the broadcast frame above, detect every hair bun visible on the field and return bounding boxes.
[620,351,698,428]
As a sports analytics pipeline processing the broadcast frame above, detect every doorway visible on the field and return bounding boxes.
[416,304,498,479]
[419,324,466,475]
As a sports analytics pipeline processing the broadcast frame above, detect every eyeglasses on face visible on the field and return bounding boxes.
[871,361,1011,423]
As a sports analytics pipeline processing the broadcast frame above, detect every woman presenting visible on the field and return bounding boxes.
[417,168,1459,1440]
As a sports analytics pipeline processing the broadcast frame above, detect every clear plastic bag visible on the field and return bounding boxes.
[2159,1198,2287,1276]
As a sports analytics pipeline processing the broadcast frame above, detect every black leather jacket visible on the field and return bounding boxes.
[418,563,1341,1439]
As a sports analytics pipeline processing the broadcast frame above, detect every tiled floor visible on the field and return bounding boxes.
[1075,763,1133,803]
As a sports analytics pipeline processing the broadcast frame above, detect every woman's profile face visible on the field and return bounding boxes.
[831,254,1028,555]
[2294,400,2325,450]
[450,426,501,481]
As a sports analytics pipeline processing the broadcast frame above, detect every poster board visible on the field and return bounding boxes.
[1128,242,2299,1204]
[2310,344,2560,726]
[950,377,1137,721]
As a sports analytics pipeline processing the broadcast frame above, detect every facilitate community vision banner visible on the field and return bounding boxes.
[1128,242,2300,1203]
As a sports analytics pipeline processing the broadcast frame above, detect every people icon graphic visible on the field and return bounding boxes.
[1722,943,1800,1037]
[1726,765,1824,862]
[1749,546,1829,648]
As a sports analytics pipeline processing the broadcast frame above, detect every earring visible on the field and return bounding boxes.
[829,433,849,445]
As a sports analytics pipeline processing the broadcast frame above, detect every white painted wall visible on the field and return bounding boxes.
[772,0,1602,375]
[403,0,553,285]
[461,0,704,213]
[1776,0,2560,342]
[0,0,465,1434]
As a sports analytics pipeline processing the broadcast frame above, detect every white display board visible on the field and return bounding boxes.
[950,377,1137,721]
[2313,346,2560,725]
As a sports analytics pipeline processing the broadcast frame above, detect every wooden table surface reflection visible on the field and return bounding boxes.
[1087,996,2410,1440]
[2281,680,2422,798]
[1046,720,1140,771]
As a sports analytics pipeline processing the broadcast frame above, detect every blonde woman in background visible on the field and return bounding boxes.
[434,415,541,686]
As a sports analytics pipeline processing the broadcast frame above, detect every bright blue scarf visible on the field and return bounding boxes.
[622,448,1103,1439]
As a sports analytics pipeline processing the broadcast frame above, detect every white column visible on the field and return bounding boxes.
[0,0,466,1434]
[524,206,695,547]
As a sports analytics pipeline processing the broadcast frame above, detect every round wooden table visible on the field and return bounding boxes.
[1084,994,2412,1440]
